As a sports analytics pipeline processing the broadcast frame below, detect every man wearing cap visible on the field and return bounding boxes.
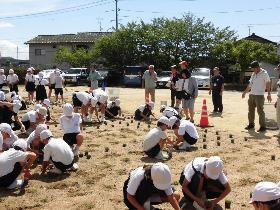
[123,162,181,210]
[40,130,78,174]
[0,68,6,90]
[242,61,271,132]
[59,103,84,157]
[250,181,280,210]
[105,98,121,119]
[179,156,231,209]
[170,65,180,107]
[72,91,93,122]
[134,102,156,121]
[160,105,182,120]
[7,69,19,94]
[209,67,224,113]
[0,139,36,189]
[169,116,199,150]
[25,68,36,104]
[143,116,173,160]
[274,64,280,137]
[142,65,157,103]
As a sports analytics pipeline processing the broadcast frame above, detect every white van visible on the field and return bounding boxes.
[191,68,211,89]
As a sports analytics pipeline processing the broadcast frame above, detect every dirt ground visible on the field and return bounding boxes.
[1,86,280,210]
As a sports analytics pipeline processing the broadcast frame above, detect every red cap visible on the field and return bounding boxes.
[179,61,188,66]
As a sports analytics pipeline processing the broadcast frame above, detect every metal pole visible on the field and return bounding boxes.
[115,0,118,30]
[16,45,18,60]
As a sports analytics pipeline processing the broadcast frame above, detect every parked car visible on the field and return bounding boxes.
[106,69,124,86]
[191,67,211,89]
[63,68,89,85]
[156,71,171,88]
[123,66,146,87]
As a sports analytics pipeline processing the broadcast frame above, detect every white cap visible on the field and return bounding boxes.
[0,69,4,73]
[27,68,32,72]
[160,105,166,111]
[9,69,14,74]
[43,99,51,108]
[169,116,179,128]
[35,124,48,137]
[158,116,170,126]
[63,103,73,117]
[205,156,223,180]
[40,130,53,141]
[250,182,280,203]
[30,67,35,71]
[0,123,13,135]
[151,162,172,190]
[12,139,27,152]
[13,100,22,113]
[148,102,154,109]
[115,98,120,106]
[38,72,44,78]
[0,91,5,101]
[34,104,42,111]
[37,107,48,117]
[91,97,98,107]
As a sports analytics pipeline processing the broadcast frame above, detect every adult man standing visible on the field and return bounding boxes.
[88,64,102,92]
[170,65,179,107]
[242,61,271,132]
[209,67,224,113]
[142,65,157,102]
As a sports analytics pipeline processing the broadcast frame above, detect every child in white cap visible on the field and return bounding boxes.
[59,103,83,157]
[123,162,180,210]
[54,69,64,104]
[105,98,121,119]
[160,105,181,119]
[11,91,27,110]
[93,90,108,122]
[169,116,199,150]
[250,181,280,210]
[7,69,19,94]
[88,96,100,122]
[35,72,48,103]
[72,91,93,122]
[0,139,36,189]
[143,116,173,160]
[0,123,19,151]
[0,68,6,90]
[179,156,231,209]
[40,130,78,174]
[134,102,156,121]
[21,107,47,134]
[41,99,55,123]
[25,68,36,103]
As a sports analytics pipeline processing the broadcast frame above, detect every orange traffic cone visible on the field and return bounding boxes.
[199,99,210,127]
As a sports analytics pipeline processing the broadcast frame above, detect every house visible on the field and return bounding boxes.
[25,32,111,69]
[244,33,277,46]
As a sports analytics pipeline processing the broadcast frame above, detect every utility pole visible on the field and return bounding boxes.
[115,0,118,30]
[16,45,18,60]
[248,25,252,36]
[97,17,103,32]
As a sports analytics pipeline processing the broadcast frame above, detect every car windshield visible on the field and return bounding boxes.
[192,68,210,77]
[158,71,170,77]
[65,69,82,74]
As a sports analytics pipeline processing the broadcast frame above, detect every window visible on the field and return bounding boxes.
[35,49,46,56]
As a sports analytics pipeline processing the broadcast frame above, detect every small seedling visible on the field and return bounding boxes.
[216,131,219,135]
[217,141,221,146]
[203,138,206,142]
[137,126,140,129]
[111,124,114,128]
[104,121,107,125]
[97,126,99,129]
[148,125,151,128]
[204,129,207,133]
[271,155,276,161]
[122,143,127,147]
[244,137,248,141]
[217,136,220,140]
[131,120,133,123]
[225,200,231,209]
[119,121,121,125]
[138,122,140,126]
[79,153,84,158]
[203,144,207,149]
[231,139,234,144]
[54,125,57,128]
[105,147,109,152]
[84,151,89,156]
[229,134,233,138]
[127,123,129,126]
[83,127,86,131]
[86,155,91,159]
[173,181,179,186]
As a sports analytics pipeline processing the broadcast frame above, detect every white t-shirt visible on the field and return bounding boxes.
[138,105,146,112]
[0,75,6,84]
[183,157,228,184]
[55,75,64,88]
[249,69,270,95]
[127,167,173,196]
[0,148,27,177]
[43,138,74,165]
[176,79,189,92]
[178,120,199,139]
[26,131,36,147]
[3,133,18,151]
[94,91,108,104]
[76,92,91,106]
[0,133,3,151]
[22,110,37,123]
[35,77,48,86]
[143,127,167,151]
[162,107,179,118]
[49,72,56,84]
[7,74,19,84]
[12,100,22,114]
[59,113,82,134]
[25,74,35,82]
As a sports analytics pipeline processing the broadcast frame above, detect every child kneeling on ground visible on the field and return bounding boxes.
[134,102,156,121]
[180,156,231,210]
[105,98,121,119]
[123,162,181,210]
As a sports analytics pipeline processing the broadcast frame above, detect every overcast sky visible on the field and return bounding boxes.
[0,0,280,60]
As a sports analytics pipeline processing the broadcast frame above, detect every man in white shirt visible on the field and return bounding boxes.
[0,68,6,89]
[142,65,157,102]
[179,156,231,209]
[7,69,19,94]
[242,61,271,132]
[40,130,78,174]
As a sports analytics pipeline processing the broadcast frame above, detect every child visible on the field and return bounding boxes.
[94,90,108,122]
[105,98,121,119]
[72,91,94,122]
[42,99,54,123]
[48,70,56,99]
[54,70,64,104]
[21,107,47,134]
[59,103,84,157]
[123,162,180,210]
[35,72,48,103]
[0,68,6,90]
[134,102,155,121]
[0,123,19,151]
[160,105,181,119]
[25,68,36,103]
[6,69,19,94]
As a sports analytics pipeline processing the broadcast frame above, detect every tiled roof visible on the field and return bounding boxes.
[25,32,111,44]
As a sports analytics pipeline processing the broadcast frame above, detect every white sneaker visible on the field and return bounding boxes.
[49,167,62,174]
[7,179,23,190]
[71,163,79,171]
[178,141,191,150]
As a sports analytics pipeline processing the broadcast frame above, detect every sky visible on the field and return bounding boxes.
[0,0,280,60]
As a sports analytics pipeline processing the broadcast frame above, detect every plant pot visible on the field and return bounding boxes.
[229,134,233,138]
[203,138,206,142]
[231,139,234,144]
[105,147,109,152]
[122,144,127,147]
[86,155,91,159]
[217,141,221,146]
[203,134,207,138]
[216,131,219,135]
[225,200,231,209]
[217,136,220,140]
[271,155,276,161]
[203,144,207,149]
[204,129,207,133]
[84,151,89,156]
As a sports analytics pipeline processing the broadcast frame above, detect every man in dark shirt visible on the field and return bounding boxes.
[209,67,224,113]
[170,65,179,107]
